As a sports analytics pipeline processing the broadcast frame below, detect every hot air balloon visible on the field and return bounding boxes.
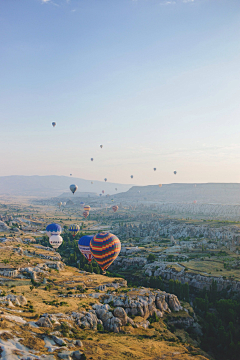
[91,158,94,161]
[130,175,133,179]
[46,223,62,237]
[102,190,105,194]
[83,211,89,219]
[49,234,63,249]
[104,178,107,182]
[174,171,177,175]
[69,224,80,237]
[111,199,114,202]
[84,205,91,212]
[159,184,162,188]
[112,205,118,213]
[90,232,121,273]
[100,145,103,148]
[78,235,94,262]
[99,194,102,196]
[52,122,56,127]
[70,184,78,194]
[115,188,118,191]
[193,200,197,204]
[58,202,62,209]
[80,202,85,207]
[91,181,93,184]
[154,168,156,171]
[70,174,72,176]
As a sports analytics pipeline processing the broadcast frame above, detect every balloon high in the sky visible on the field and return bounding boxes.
[49,235,63,249]
[70,184,78,194]
[159,184,162,188]
[78,235,94,262]
[52,122,56,127]
[90,232,121,272]
[102,190,105,194]
[131,175,133,179]
[154,168,156,171]
[69,224,80,237]
[174,171,177,175]
[46,223,62,237]
[112,205,118,213]
[100,145,103,148]
[104,178,107,182]
[91,181,93,184]
[83,211,89,219]
[91,158,94,161]
[115,188,118,191]
[70,174,72,176]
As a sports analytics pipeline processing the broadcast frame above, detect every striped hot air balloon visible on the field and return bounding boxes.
[69,224,80,237]
[90,232,121,272]
[78,235,94,263]
[84,205,91,212]
[112,205,118,213]
[83,211,89,219]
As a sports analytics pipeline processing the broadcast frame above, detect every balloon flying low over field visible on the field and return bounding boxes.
[84,205,91,212]
[49,235,63,249]
[78,235,94,262]
[69,224,80,237]
[83,211,89,218]
[90,232,121,272]
[46,223,62,237]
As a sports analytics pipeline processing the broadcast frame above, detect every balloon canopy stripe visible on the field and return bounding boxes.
[90,232,121,271]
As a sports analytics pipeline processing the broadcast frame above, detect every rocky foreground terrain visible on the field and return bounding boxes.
[0,239,210,360]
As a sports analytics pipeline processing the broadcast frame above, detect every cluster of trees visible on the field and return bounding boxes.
[194,280,240,360]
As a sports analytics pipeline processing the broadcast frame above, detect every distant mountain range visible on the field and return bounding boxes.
[0,175,132,197]
[114,183,240,205]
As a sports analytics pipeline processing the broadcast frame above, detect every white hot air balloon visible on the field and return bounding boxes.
[49,235,63,249]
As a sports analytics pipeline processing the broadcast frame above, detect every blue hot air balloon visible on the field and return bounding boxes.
[52,122,56,127]
[70,184,78,194]
[46,223,62,237]
[78,235,94,262]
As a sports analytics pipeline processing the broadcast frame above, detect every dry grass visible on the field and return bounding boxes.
[19,334,46,351]
[0,332,14,340]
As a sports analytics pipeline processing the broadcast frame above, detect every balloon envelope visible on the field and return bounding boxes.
[159,184,162,188]
[90,232,121,271]
[78,235,94,262]
[49,235,63,249]
[154,168,156,171]
[46,223,62,237]
[174,171,177,175]
[91,158,93,161]
[130,175,133,179]
[112,205,118,212]
[84,205,91,212]
[52,122,56,127]
[69,224,80,236]
[70,184,78,194]
[104,178,107,182]
[100,145,103,148]
[83,211,89,219]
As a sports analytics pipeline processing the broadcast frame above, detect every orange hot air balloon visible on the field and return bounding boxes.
[84,205,91,212]
[112,205,118,213]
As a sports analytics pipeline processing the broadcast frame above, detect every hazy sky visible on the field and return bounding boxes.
[1,0,240,185]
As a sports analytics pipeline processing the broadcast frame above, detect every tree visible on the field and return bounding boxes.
[147,254,156,262]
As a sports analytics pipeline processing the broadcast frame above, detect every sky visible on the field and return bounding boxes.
[0,0,240,185]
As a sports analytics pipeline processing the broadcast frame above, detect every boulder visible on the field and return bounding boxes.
[18,295,27,306]
[52,335,67,346]
[113,307,128,326]
[36,316,53,328]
